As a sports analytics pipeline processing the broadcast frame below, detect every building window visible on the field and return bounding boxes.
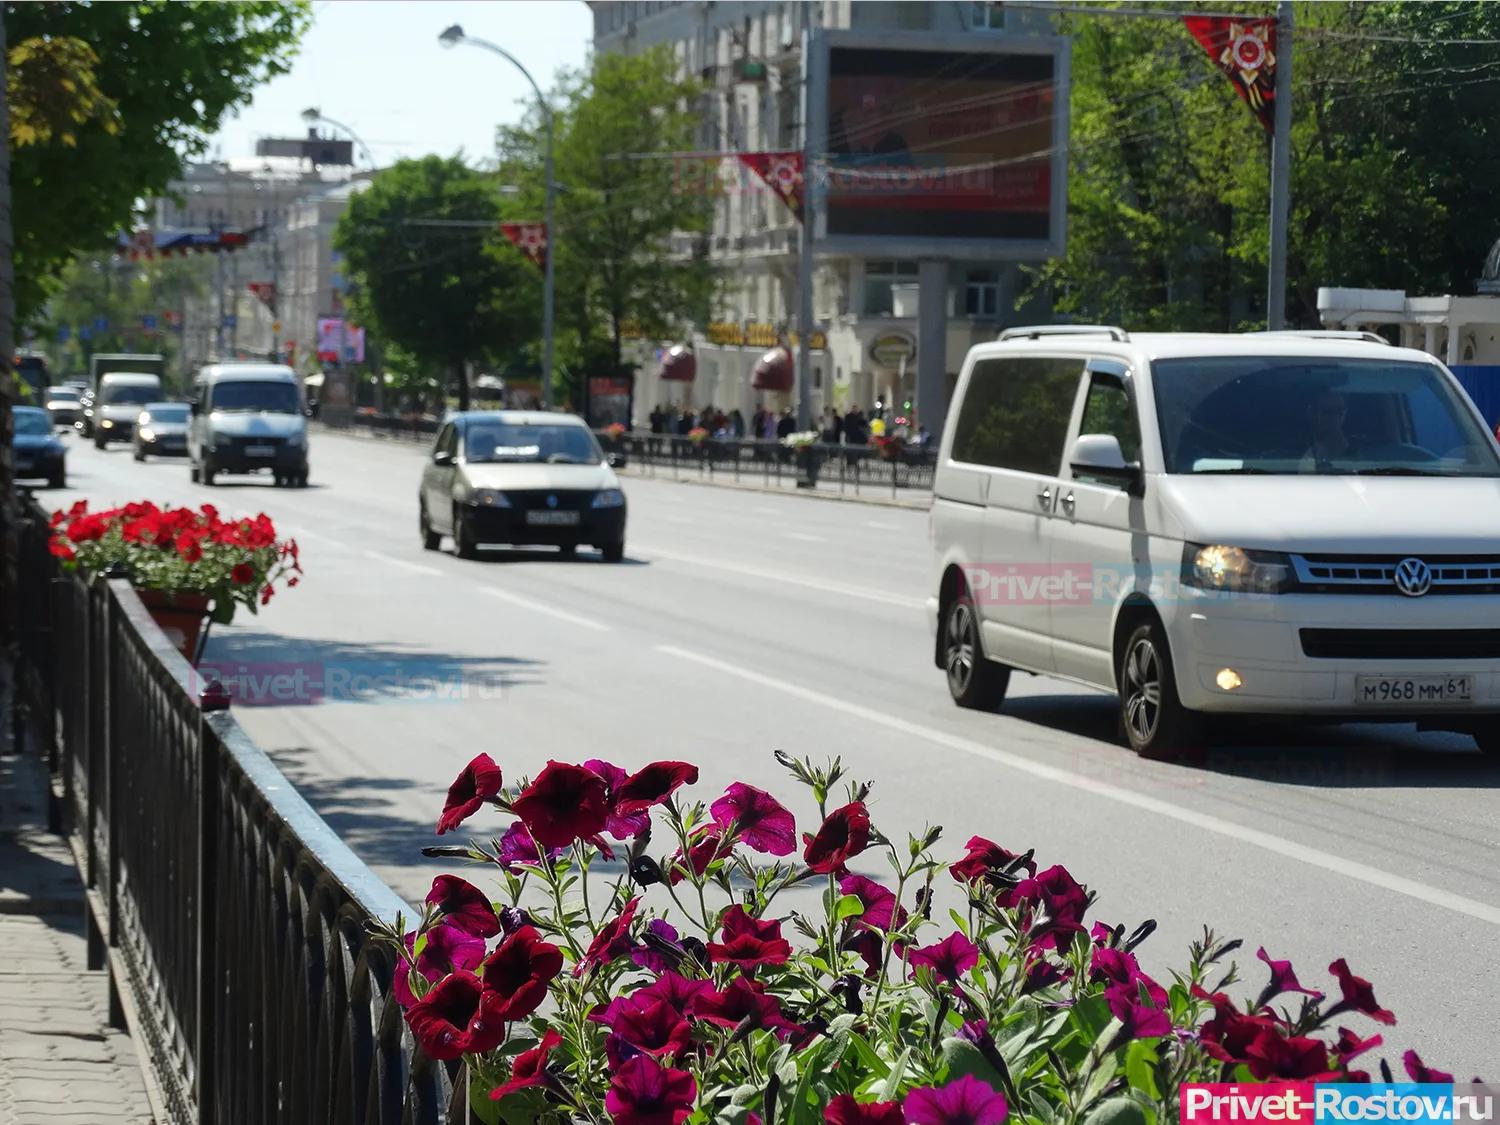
[863,260,918,316]
[965,269,1000,318]
[972,3,1005,29]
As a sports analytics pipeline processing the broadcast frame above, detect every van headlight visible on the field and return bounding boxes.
[138,428,156,443]
[287,431,306,449]
[100,419,113,429]
[1184,544,1292,594]
[592,488,625,508]
[471,489,510,507]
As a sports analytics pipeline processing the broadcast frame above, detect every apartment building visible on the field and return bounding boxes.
[591,1,1063,432]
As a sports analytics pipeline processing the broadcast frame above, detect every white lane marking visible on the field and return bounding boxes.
[364,549,444,577]
[866,521,899,530]
[480,586,612,632]
[657,643,1500,927]
[786,532,824,542]
[633,544,924,610]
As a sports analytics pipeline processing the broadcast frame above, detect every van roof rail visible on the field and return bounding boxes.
[1256,329,1390,346]
[997,324,1130,343]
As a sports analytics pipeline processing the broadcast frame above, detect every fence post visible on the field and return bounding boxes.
[196,687,229,1125]
[102,584,125,1030]
[84,581,104,970]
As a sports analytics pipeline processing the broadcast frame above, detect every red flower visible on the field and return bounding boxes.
[481,924,563,1020]
[230,562,255,584]
[48,539,75,560]
[1020,959,1068,995]
[605,1055,697,1125]
[1255,947,1324,1002]
[490,1029,562,1101]
[404,972,506,1060]
[394,923,486,1008]
[1090,948,1167,1008]
[1334,1027,1382,1062]
[575,896,641,976]
[904,1076,1009,1125]
[611,998,694,1063]
[803,801,870,874]
[826,1094,906,1125]
[614,761,699,816]
[436,753,504,835]
[710,782,796,856]
[841,874,908,975]
[1194,986,1281,1066]
[705,904,791,969]
[1243,1029,1340,1081]
[1013,865,1090,943]
[1403,1050,1453,1083]
[632,971,712,1018]
[1328,958,1396,1025]
[950,837,1036,905]
[1103,984,1171,1039]
[688,976,800,1034]
[668,825,725,886]
[511,761,609,849]
[586,759,650,839]
[260,584,275,606]
[425,875,501,938]
[907,932,979,984]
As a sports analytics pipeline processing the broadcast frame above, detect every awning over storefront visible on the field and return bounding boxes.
[659,343,696,382]
[751,346,793,391]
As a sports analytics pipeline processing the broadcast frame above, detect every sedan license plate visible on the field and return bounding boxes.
[245,444,276,457]
[525,510,580,526]
[1356,675,1473,705]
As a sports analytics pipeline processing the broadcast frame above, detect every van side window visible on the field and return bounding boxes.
[434,423,457,458]
[1079,373,1141,463]
[950,357,1085,474]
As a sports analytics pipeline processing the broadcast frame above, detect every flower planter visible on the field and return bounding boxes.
[134,588,213,662]
[794,446,821,488]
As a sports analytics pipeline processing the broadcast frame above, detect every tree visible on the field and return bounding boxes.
[4,1,310,323]
[499,46,718,401]
[334,156,540,411]
[1032,1,1500,329]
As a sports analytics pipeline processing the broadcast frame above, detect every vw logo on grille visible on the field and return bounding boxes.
[1394,557,1432,597]
[546,494,558,509]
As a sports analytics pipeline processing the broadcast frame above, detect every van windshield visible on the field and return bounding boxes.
[463,422,600,464]
[210,381,301,414]
[99,383,159,406]
[143,404,189,423]
[1152,357,1500,477]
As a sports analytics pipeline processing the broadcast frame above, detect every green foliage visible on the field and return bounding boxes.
[499,45,719,395]
[1035,1,1500,329]
[5,1,311,323]
[334,156,540,410]
[8,35,119,148]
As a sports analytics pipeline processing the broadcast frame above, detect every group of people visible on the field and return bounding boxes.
[645,402,930,446]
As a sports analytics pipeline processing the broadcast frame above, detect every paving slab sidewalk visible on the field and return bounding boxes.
[0,746,155,1125]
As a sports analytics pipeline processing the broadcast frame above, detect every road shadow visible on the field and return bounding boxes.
[997,692,1500,789]
[198,630,546,706]
[448,546,651,566]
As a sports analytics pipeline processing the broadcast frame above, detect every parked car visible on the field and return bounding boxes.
[75,387,97,437]
[93,372,164,447]
[419,411,627,561]
[12,405,66,487]
[929,326,1500,760]
[45,385,82,427]
[133,402,191,460]
[188,364,309,487]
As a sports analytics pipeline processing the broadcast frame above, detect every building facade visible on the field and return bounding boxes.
[590,0,1060,431]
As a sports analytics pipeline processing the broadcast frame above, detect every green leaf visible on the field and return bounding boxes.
[846,1034,890,1081]
[877,1047,911,1103]
[948,909,970,938]
[1124,1042,1160,1099]
[1084,1098,1148,1125]
[834,894,865,922]
[210,596,235,624]
[1069,995,1113,1042]
[940,1038,1006,1095]
[468,1083,504,1125]
[484,1085,551,1125]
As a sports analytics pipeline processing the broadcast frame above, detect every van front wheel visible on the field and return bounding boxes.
[943,595,1009,710]
[1119,621,1199,760]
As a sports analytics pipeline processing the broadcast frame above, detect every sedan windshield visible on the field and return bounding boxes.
[211,381,301,414]
[142,404,189,423]
[47,387,79,401]
[13,410,52,436]
[1152,356,1500,476]
[464,422,601,464]
[100,383,158,406]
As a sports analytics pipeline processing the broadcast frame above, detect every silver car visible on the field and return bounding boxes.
[133,402,191,460]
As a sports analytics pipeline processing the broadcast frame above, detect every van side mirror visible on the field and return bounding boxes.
[1069,434,1143,495]
[189,397,201,414]
[432,449,455,467]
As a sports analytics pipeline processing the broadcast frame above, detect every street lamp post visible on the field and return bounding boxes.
[300,107,375,169]
[439,24,555,412]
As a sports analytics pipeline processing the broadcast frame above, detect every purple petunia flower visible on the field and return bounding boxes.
[710,782,796,856]
[904,1076,1008,1125]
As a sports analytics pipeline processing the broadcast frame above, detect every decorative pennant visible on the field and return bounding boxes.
[500,222,547,268]
[1183,16,1278,131]
[737,152,804,222]
[248,282,276,309]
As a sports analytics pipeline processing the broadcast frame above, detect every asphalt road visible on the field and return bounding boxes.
[50,426,1500,1077]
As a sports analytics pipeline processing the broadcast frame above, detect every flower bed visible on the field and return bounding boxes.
[48,500,302,624]
[387,754,1464,1125]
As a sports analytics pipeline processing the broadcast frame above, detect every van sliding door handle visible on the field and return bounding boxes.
[1060,491,1075,515]
[1036,487,1052,510]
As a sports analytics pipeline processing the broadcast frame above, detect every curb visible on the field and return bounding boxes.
[0,896,84,915]
[618,468,930,510]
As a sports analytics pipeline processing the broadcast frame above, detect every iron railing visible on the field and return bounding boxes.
[15,498,454,1125]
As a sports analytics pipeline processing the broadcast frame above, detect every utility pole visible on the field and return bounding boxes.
[1266,0,1293,330]
[794,26,819,432]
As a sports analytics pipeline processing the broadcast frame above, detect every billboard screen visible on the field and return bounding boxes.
[810,33,1068,259]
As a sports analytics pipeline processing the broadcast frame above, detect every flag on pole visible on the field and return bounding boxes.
[500,222,547,269]
[736,152,805,222]
[1182,16,1278,131]
[247,282,276,309]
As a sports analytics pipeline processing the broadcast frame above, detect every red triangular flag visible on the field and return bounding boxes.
[1183,16,1278,131]
[500,222,547,269]
[736,153,804,223]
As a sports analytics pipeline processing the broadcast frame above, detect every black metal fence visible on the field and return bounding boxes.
[15,499,454,1125]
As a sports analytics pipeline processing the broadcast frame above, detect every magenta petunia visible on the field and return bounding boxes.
[605,1054,697,1125]
[497,821,562,871]
[904,1076,1009,1125]
[425,874,501,938]
[907,931,979,984]
[826,1094,906,1125]
[511,761,610,849]
[1104,984,1172,1039]
[633,971,712,1018]
[705,904,792,969]
[803,801,871,875]
[403,972,507,1061]
[611,998,694,1063]
[1256,947,1324,1001]
[586,759,652,840]
[575,896,641,976]
[1334,1027,1382,1062]
[710,782,797,856]
[669,826,726,886]
[1328,958,1396,1026]
[394,923,486,1008]
[688,976,801,1034]
[490,1030,563,1101]
[1090,947,1167,1009]
[614,761,700,816]
[480,924,564,1020]
[1403,1050,1454,1084]
[633,918,685,974]
[949,836,1036,906]
[436,753,503,835]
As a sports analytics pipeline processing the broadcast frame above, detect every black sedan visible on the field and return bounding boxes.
[13,406,66,487]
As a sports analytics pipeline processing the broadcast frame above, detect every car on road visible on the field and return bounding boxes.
[45,385,82,427]
[188,364,309,487]
[419,411,627,561]
[929,326,1500,760]
[12,405,66,487]
[133,402,190,460]
[92,372,164,447]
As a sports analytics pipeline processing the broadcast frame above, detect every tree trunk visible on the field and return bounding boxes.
[0,8,19,673]
[454,359,470,412]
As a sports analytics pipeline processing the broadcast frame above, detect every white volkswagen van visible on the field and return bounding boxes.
[928,327,1500,759]
[188,364,309,487]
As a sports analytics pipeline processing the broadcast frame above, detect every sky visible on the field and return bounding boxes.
[209,0,596,168]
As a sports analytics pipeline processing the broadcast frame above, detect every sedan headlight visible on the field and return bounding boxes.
[99,418,113,429]
[1184,543,1292,594]
[592,488,625,508]
[471,488,511,507]
[138,428,156,442]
